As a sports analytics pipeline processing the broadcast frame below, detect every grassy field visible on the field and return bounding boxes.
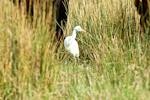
[0,0,150,99]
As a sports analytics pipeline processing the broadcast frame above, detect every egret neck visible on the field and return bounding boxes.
[72,29,77,39]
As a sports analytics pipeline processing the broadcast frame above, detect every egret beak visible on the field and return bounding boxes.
[81,29,86,33]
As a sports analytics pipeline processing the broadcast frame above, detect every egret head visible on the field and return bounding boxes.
[74,26,86,32]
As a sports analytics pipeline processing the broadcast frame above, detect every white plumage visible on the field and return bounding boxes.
[64,26,86,58]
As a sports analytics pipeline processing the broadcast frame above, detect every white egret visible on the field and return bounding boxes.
[64,25,86,65]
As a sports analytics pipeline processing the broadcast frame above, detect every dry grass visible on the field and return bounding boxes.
[0,0,150,99]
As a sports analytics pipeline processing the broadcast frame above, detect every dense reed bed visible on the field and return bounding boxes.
[0,0,150,99]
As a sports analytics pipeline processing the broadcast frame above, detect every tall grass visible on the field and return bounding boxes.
[0,0,150,99]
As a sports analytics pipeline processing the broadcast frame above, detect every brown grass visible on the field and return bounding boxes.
[0,0,150,99]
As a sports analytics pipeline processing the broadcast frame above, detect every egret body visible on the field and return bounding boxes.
[64,26,86,64]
